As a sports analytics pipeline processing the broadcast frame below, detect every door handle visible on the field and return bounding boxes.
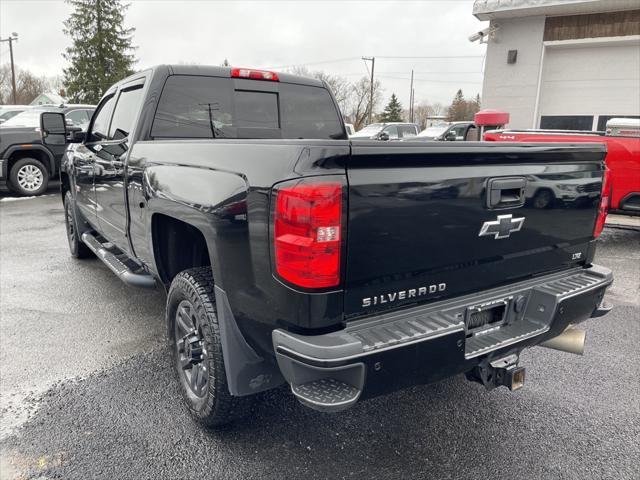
[487,177,526,209]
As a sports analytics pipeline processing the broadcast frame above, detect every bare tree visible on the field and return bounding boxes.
[16,70,48,104]
[0,64,11,104]
[412,101,448,129]
[347,76,382,130]
[0,64,48,105]
[287,66,351,116]
[428,102,445,117]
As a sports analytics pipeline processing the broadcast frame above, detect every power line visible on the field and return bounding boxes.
[265,54,484,71]
[376,75,482,84]
[265,56,360,70]
[387,70,483,75]
[376,55,484,59]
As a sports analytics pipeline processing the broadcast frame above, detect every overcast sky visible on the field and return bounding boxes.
[0,0,487,107]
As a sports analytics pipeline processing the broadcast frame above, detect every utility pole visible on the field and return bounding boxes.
[362,56,375,125]
[409,69,414,123]
[0,33,19,104]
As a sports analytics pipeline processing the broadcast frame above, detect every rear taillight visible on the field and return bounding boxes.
[231,67,279,81]
[594,167,611,238]
[273,179,344,289]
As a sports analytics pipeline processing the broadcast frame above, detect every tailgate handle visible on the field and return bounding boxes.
[487,177,526,209]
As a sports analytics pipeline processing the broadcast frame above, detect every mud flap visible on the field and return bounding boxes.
[214,286,284,396]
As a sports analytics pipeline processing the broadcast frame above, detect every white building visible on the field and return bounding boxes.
[30,92,67,106]
[473,0,640,130]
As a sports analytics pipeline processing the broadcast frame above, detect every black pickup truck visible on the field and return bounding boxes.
[54,65,613,427]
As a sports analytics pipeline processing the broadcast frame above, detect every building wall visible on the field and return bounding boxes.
[481,11,640,130]
[481,16,546,128]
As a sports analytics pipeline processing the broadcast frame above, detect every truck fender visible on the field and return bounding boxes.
[142,164,249,285]
[143,165,284,396]
[3,144,56,176]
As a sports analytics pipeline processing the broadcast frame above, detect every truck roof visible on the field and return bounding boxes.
[111,64,325,91]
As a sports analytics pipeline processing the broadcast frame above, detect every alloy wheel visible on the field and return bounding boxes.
[16,164,44,193]
[175,300,209,397]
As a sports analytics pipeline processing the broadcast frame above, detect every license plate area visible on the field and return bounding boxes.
[465,299,509,337]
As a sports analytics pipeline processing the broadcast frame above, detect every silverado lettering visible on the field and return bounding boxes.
[362,283,447,307]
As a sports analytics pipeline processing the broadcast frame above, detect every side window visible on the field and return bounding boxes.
[452,124,467,139]
[90,96,116,141]
[384,125,399,139]
[109,85,144,140]
[399,125,417,138]
[65,110,90,130]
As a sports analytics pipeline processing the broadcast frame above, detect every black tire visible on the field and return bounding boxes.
[167,267,252,427]
[9,157,49,196]
[532,189,554,209]
[64,191,93,258]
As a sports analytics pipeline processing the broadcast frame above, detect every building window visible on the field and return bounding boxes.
[540,115,594,131]
[597,115,640,132]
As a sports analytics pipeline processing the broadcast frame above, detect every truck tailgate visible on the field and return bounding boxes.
[344,143,606,317]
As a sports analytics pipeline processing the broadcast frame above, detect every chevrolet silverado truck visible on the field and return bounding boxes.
[484,119,640,215]
[55,65,613,427]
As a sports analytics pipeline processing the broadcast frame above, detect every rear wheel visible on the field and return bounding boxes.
[167,267,252,427]
[64,191,93,258]
[9,158,49,196]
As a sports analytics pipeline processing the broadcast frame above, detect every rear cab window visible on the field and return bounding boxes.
[150,75,345,140]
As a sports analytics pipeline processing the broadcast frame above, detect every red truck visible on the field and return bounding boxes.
[484,118,640,215]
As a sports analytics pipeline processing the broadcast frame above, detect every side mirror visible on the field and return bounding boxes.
[68,128,86,143]
[444,131,457,141]
[41,112,67,145]
[378,131,390,141]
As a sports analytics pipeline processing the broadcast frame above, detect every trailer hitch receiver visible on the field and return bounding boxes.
[466,353,525,391]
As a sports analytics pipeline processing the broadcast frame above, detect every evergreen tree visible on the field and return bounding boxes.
[447,89,467,121]
[379,93,404,122]
[63,0,136,103]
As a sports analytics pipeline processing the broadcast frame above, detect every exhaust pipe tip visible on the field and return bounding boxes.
[539,327,586,355]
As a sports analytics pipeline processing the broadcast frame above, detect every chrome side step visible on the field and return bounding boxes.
[81,232,156,289]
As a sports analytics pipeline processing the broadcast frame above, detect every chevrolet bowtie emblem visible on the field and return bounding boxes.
[479,214,525,240]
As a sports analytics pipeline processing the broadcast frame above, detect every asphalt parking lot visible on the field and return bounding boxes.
[1,188,639,480]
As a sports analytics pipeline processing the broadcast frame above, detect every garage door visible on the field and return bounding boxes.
[538,39,640,130]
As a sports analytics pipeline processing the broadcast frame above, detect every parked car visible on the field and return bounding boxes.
[484,118,640,215]
[407,121,477,142]
[350,122,419,140]
[0,104,94,195]
[0,105,31,124]
[59,65,612,427]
